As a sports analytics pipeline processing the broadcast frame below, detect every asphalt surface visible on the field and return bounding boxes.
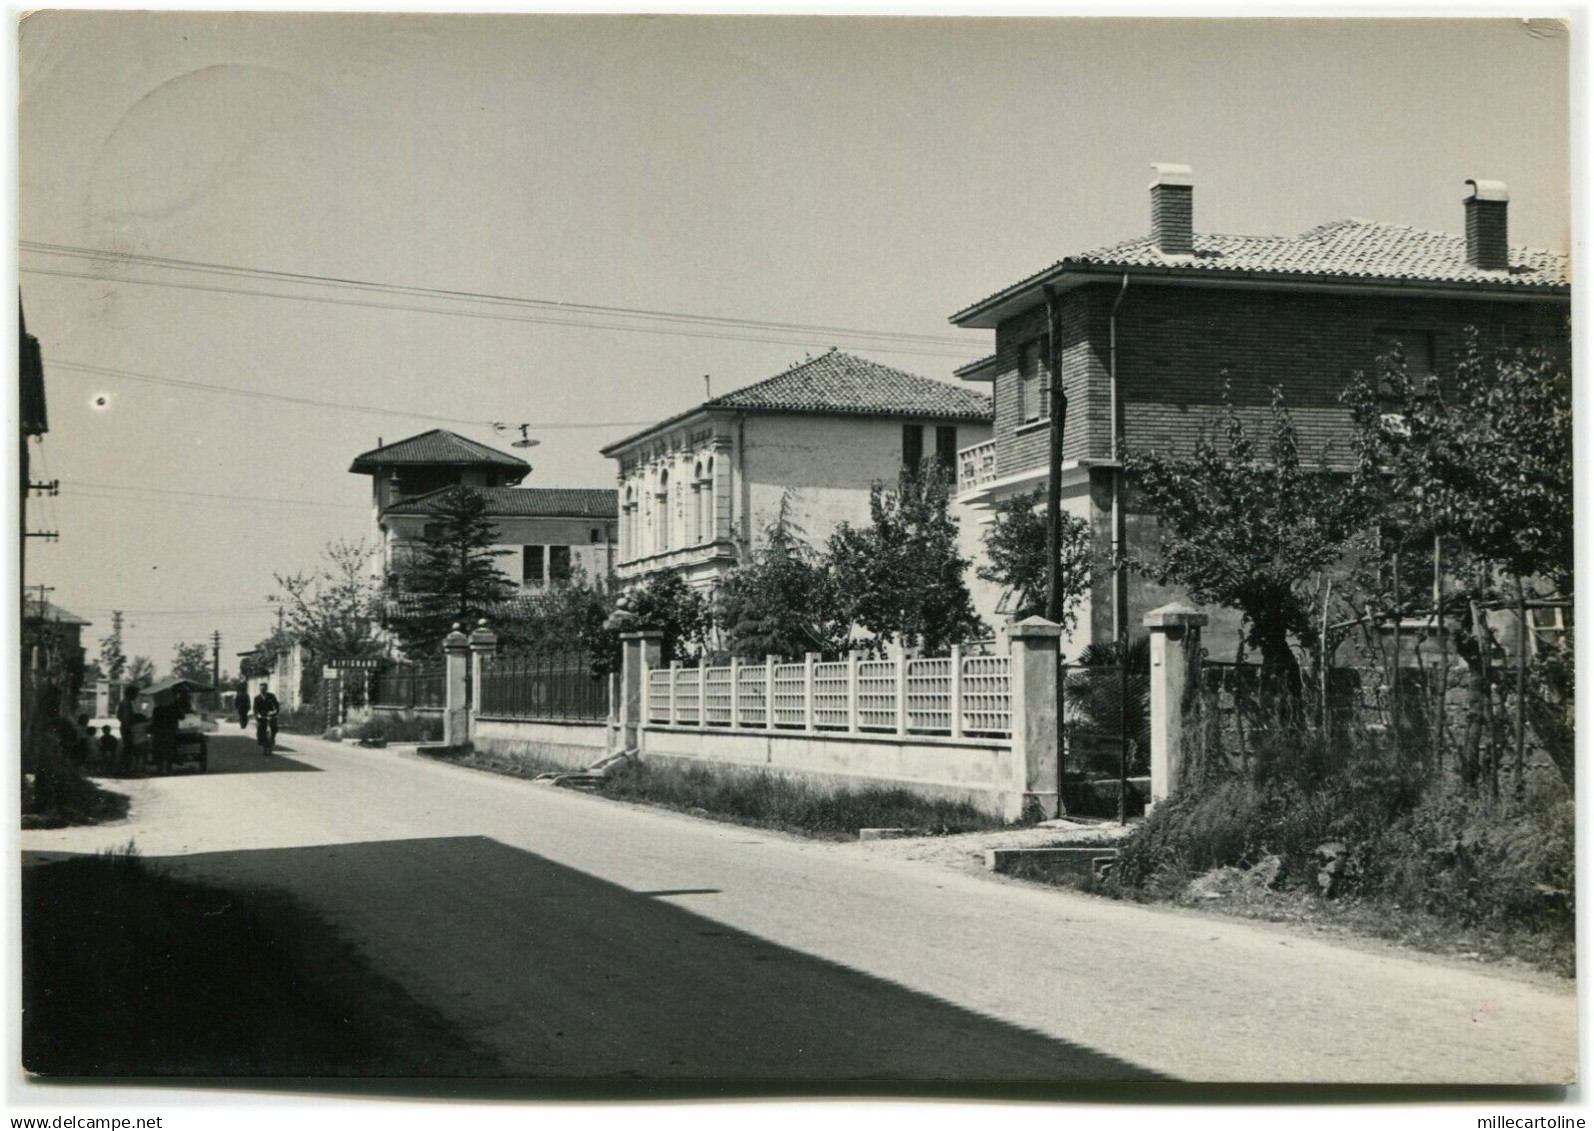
[20,727,1578,1084]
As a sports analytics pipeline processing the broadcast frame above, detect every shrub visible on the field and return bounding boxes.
[274,706,327,735]
[351,714,442,744]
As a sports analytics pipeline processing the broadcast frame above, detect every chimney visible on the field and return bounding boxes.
[1464,179,1510,270]
[1150,163,1194,256]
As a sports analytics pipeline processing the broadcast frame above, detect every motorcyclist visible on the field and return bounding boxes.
[252,681,281,753]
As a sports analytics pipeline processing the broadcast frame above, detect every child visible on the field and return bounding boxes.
[97,725,118,767]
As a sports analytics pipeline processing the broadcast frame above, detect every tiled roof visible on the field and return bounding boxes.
[601,349,992,455]
[349,429,531,474]
[706,350,993,419]
[953,219,1570,325]
[383,485,617,519]
[25,600,90,626]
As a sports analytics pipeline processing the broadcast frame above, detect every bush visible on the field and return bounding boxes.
[273,706,327,735]
[350,714,442,744]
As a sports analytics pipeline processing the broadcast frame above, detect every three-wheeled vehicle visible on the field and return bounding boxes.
[141,676,213,773]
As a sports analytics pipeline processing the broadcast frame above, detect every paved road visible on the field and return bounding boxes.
[21,728,1577,1084]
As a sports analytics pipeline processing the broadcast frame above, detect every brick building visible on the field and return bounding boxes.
[602,350,992,593]
[949,165,1570,654]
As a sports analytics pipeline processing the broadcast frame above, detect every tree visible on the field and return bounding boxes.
[496,563,613,655]
[828,468,984,652]
[271,538,384,666]
[170,642,213,685]
[977,487,1094,634]
[595,573,706,674]
[1127,383,1373,694]
[389,487,516,658]
[126,655,156,689]
[98,610,126,684]
[713,495,848,660]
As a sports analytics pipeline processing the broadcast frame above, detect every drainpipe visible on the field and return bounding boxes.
[1108,273,1131,824]
[1108,273,1131,641]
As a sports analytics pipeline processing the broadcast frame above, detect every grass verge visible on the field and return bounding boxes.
[416,744,1008,840]
[23,846,498,1076]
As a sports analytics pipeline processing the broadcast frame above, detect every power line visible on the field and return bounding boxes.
[62,478,364,511]
[63,487,363,520]
[50,359,656,430]
[23,265,980,361]
[22,240,978,350]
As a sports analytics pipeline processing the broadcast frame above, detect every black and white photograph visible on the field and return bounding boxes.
[11,6,1579,1111]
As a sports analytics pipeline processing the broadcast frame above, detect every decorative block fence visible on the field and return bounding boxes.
[643,649,1012,739]
[429,608,1204,821]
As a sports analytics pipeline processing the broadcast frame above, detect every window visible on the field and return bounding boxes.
[1018,341,1045,424]
[591,528,601,544]
[935,425,958,478]
[1373,329,1436,434]
[549,545,572,583]
[422,523,445,541]
[902,424,924,474]
[523,545,545,586]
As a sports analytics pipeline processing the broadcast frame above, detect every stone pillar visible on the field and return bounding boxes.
[620,630,664,752]
[1144,603,1208,806]
[442,624,471,747]
[1008,615,1063,821]
[467,619,498,742]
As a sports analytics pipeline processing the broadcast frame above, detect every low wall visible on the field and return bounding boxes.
[371,705,443,719]
[472,716,613,772]
[640,725,1025,820]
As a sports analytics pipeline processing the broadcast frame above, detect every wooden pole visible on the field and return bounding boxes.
[1433,534,1446,775]
[1514,572,1528,801]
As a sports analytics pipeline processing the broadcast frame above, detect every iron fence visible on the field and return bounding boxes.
[479,651,609,722]
[372,663,445,711]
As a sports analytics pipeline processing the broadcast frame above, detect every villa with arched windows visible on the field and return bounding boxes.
[601,350,992,593]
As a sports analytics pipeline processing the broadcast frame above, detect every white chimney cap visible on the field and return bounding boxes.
[1149,162,1194,188]
[1467,178,1509,202]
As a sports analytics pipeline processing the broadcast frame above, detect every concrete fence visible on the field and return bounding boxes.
[434,608,1203,821]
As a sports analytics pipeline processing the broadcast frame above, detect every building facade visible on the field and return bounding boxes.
[350,430,618,591]
[601,350,993,593]
[950,166,1570,655]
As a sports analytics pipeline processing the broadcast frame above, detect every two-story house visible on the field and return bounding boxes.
[350,430,618,590]
[950,165,1570,654]
[602,349,993,592]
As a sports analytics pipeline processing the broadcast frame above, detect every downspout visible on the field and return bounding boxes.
[1108,272,1131,825]
[1108,273,1131,642]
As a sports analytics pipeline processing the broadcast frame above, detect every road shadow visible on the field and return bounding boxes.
[191,731,321,775]
[86,834,1161,1084]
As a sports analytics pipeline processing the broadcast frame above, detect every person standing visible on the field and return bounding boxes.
[235,683,251,729]
[116,684,141,773]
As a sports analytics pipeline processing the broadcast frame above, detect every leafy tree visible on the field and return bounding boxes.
[595,573,706,674]
[125,655,156,689]
[1127,384,1373,693]
[98,610,126,684]
[389,487,516,658]
[271,539,384,665]
[170,642,213,685]
[496,563,613,655]
[977,487,1094,634]
[828,468,984,652]
[713,495,848,660]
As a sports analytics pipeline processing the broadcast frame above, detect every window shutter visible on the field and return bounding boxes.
[902,424,924,474]
[523,545,545,586]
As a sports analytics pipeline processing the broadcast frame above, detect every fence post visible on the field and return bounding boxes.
[619,630,664,752]
[730,657,741,728]
[1008,616,1063,821]
[803,652,818,731]
[442,624,471,747]
[697,660,708,729]
[1144,603,1208,808]
[895,651,908,735]
[846,651,860,733]
[668,660,681,727]
[467,620,497,742]
[765,655,777,731]
[949,644,964,740]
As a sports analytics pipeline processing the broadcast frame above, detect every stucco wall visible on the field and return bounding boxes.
[640,724,1024,819]
[742,414,992,551]
[472,717,612,771]
[384,513,616,587]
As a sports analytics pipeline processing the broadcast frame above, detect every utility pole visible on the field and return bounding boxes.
[211,629,222,706]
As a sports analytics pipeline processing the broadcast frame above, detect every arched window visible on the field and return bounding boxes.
[703,457,716,542]
[623,484,637,560]
[692,460,705,544]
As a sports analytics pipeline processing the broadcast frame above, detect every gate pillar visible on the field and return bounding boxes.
[619,630,664,753]
[442,624,471,747]
[1145,603,1208,807]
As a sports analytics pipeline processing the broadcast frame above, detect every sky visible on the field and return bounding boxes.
[17,14,1570,672]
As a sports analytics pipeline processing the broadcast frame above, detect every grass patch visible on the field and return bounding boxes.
[599,758,1005,840]
[349,713,444,744]
[273,705,329,736]
[23,845,497,1076]
[415,743,572,779]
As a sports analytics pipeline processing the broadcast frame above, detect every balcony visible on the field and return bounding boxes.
[957,439,998,496]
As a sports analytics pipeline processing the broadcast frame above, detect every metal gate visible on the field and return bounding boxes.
[1061,640,1150,819]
